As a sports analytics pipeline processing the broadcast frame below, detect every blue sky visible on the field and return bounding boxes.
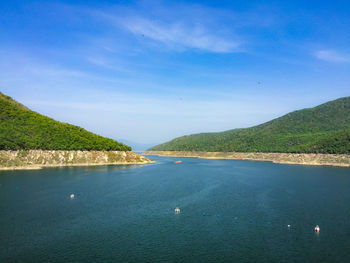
[1,0,349,144]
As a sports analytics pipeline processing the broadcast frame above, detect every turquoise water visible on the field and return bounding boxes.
[1,156,350,262]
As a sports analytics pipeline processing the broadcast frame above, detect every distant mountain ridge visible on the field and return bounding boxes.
[149,97,350,154]
[0,92,131,151]
[117,139,158,152]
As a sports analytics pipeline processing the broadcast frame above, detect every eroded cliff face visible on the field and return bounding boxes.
[144,151,350,167]
[0,150,154,170]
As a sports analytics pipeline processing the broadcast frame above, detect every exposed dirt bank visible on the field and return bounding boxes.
[0,150,154,170]
[144,151,350,167]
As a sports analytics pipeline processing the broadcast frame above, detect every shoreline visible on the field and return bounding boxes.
[0,150,154,171]
[0,161,153,171]
[144,151,350,167]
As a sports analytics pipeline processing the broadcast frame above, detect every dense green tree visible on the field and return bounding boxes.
[0,92,131,151]
[149,97,350,154]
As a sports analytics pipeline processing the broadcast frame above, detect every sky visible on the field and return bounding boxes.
[1,0,349,145]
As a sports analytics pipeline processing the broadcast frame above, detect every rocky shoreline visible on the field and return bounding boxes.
[0,150,154,170]
[144,151,350,167]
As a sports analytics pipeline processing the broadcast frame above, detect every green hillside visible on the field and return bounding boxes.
[0,92,131,151]
[149,97,350,154]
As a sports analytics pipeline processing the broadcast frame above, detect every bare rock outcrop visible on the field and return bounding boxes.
[0,150,154,170]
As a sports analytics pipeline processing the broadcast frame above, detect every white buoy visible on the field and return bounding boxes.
[288,224,291,228]
[70,194,75,199]
[315,225,320,232]
[175,207,180,214]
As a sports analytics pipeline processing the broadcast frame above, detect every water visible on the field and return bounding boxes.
[1,156,350,262]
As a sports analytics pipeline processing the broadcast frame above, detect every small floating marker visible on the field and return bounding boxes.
[70,194,75,199]
[175,207,181,214]
[315,225,320,232]
[288,224,291,228]
[175,161,182,164]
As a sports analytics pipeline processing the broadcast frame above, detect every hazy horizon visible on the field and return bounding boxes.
[1,0,349,144]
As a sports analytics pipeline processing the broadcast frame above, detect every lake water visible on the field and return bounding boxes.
[1,156,350,262]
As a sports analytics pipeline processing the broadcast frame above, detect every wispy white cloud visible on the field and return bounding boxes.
[91,2,245,54]
[314,50,350,63]
[116,16,241,53]
[57,2,282,54]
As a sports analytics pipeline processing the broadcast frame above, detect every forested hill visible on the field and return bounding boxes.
[149,97,350,154]
[0,92,131,151]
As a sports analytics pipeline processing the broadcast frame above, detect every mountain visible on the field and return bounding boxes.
[0,92,131,151]
[149,97,350,154]
[116,139,158,152]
